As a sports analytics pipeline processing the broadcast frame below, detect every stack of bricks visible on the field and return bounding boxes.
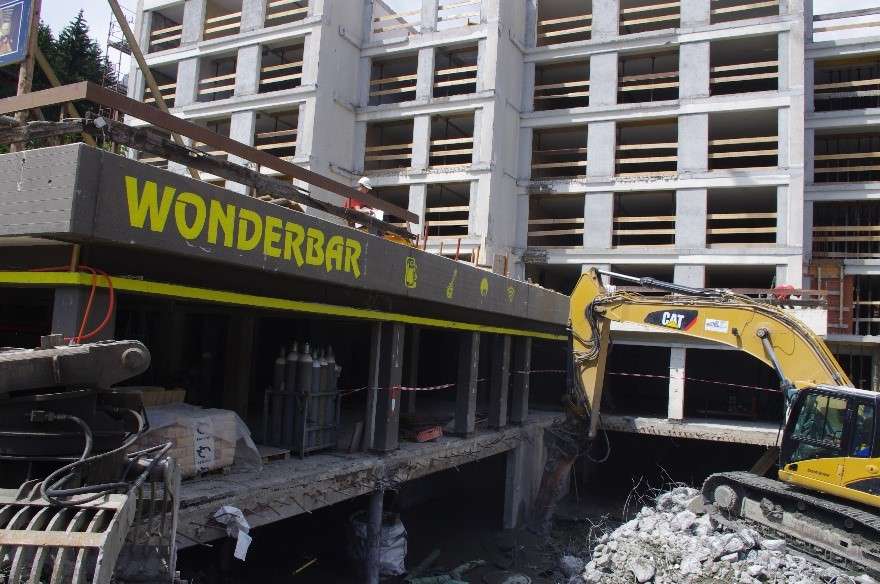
[806,260,854,336]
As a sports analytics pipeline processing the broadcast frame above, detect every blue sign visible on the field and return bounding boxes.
[0,0,31,68]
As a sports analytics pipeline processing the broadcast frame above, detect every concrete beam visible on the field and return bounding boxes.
[510,336,532,425]
[489,334,511,428]
[453,331,481,436]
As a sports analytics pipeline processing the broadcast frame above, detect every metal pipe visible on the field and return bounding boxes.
[597,269,719,297]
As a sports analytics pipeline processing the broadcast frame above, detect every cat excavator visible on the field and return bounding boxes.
[566,267,880,575]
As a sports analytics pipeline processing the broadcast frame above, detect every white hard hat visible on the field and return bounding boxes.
[357,176,373,190]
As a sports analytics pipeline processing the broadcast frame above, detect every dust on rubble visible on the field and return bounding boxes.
[561,486,879,584]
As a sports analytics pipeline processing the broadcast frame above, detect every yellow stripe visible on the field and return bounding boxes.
[0,271,566,341]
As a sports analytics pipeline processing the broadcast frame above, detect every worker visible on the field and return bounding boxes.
[852,405,875,458]
[346,177,384,229]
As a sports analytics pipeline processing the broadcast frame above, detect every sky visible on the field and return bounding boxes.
[41,0,137,48]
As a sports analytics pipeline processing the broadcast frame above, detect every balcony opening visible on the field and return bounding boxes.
[814,131,880,183]
[197,53,237,102]
[536,0,593,46]
[265,0,309,28]
[137,127,172,170]
[708,110,778,170]
[429,114,474,168]
[616,119,678,177]
[706,187,776,248]
[437,0,481,31]
[618,50,679,104]
[531,126,588,180]
[425,182,471,240]
[259,42,304,94]
[710,0,779,25]
[148,5,183,53]
[710,35,778,96]
[143,63,178,108]
[613,191,675,248]
[705,265,776,289]
[203,0,243,41]
[193,118,231,162]
[371,0,421,41]
[619,0,680,36]
[854,275,880,336]
[814,55,880,112]
[434,44,478,98]
[364,120,414,172]
[813,201,880,260]
[833,347,874,390]
[527,194,584,247]
[371,185,410,229]
[534,59,589,111]
[254,109,298,159]
[604,345,670,418]
[369,53,418,105]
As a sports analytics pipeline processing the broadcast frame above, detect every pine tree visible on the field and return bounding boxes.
[52,10,115,87]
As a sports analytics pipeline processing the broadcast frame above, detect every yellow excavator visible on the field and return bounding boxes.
[566,268,879,575]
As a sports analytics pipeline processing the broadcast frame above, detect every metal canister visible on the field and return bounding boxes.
[324,347,338,445]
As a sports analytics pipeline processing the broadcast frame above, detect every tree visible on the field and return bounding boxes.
[52,11,116,87]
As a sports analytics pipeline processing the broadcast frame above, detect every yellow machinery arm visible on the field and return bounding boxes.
[570,268,853,439]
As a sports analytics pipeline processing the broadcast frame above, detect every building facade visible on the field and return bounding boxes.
[130,0,880,442]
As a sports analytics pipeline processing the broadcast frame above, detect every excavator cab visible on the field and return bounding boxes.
[780,385,880,501]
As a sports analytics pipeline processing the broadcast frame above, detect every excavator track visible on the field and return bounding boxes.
[703,471,880,578]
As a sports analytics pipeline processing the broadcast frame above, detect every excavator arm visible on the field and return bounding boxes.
[569,268,852,439]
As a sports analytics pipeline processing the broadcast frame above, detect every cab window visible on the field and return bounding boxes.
[789,393,848,462]
[851,403,875,458]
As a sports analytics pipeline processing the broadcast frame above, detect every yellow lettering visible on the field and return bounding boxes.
[344,240,362,279]
[208,200,235,247]
[125,176,174,232]
[325,236,345,272]
[284,222,305,266]
[237,209,262,251]
[174,192,207,240]
[306,228,325,266]
[264,216,283,258]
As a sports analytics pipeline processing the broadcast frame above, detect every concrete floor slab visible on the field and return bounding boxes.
[600,414,779,446]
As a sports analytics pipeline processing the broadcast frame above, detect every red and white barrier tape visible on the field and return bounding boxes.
[608,371,779,393]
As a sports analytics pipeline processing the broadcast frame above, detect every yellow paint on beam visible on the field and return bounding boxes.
[0,271,566,341]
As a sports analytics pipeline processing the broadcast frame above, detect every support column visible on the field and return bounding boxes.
[421,0,439,31]
[503,443,525,529]
[174,58,200,107]
[679,42,709,99]
[129,10,151,101]
[240,0,267,32]
[680,0,709,26]
[668,348,686,420]
[408,183,427,236]
[52,287,115,342]
[587,53,618,107]
[676,189,707,250]
[510,336,532,425]
[592,0,620,40]
[452,331,481,436]
[677,114,708,173]
[374,322,404,453]
[489,335,511,429]
[872,348,880,393]
[411,114,431,172]
[587,121,615,179]
[365,489,384,584]
[226,111,257,194]
[181,0,207,44]
[415,47,435,101]
[404,326,420,414]
[234,44,262,97]
[362,322,382,451]
[584,193,614,249]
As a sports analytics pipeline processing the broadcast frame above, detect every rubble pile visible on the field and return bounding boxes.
[569,486,877,584]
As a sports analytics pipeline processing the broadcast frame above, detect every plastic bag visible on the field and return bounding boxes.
[347,510,407,577]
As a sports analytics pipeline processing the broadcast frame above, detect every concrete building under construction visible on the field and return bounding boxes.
[127,0,880,445]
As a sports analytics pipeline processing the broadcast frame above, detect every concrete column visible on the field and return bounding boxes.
[422,0,439,31]
[174,58,201,107]
[522,62,536,112]
[226,111,257,193]
[805,57,815,114]
[524,0,538,48]
[181,0,207,44]
[408,183,427,236]
[129,10,151,100]
[803,199,813,262]
[677,114,708,173]
[587,121,615,179]
[240,0,267,32]
[310,0,326,17]
[587,53,618,107]
[592,0,620,40]
[365,489,384,584]
[416,47,435,100]
[404,326,420,414]
[674,264,705,287]
[668,348,686,420]
[358,57,371,106]
[584,193,614,249]
[489,335,512,429]
[679,42,710,99]
[777,185,790,246]
[374,322,404,452]
[503,443,525,529]
[680,0,709,26]
[676,189,708,250]
[871,347,880,392]
[777,107,791,169]
[510,336,532,425]
[234,44,262,97]
[411,114,431,171]
[52,288,115,342]
[362,322,382,451]
[804,128,814,184]
[453,331,481,436]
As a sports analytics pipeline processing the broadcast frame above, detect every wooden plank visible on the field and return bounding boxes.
[533,92,590,99]
[262,61,303,74]
[427,205,470,213]
[198,84,236,95]
[530,161,588,169]
[151,34,182,45]
[814,21,880,33]
[369,85,417,97]
[260,73,303,85]
[430,148,474,157]
[430,137,473,146]
[711,72,778,84]
[813,6,880,21]
[256,129,298,139]
[535,80,590,91]
[617,155,678,163]
[708,149,778,158]
[534,146,588,155]
[617,142,677,151]
[813,225,880,232]
[538,14,592,27]
[200,73,237,85]
[364,153,414,161]
[266,7,310,20]
[151,24,182,36]
[528,217,585,225]
[374,9,421,22]
[435,65,479,76]
[711,60,778,73]
[621,1,680,15]
[620,70,679,83]
[365,142,414,152]
[814,151,880,161]
[437,11,481,22]
[813,235,880,242]
[709,136,777,146]
[815,78,880,90]
[814,165,880,172]
[527,228,585,236]
[621,13,679,26]
[814,90,880,99]
[370,73,419,85]
[614,215,675,223]
[711,0,778,16]
[204,22,241,35]
[423,219,470,226]
[537,25,592,38]
[255,141,297,150]
[433,78,477,88]
[613,228,676,235]
[709,212,777,219]
[706,227,776,234]
[619,81,679,91]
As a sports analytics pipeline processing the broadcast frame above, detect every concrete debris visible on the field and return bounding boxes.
[560,555,585,578]
[575,486,872,584]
